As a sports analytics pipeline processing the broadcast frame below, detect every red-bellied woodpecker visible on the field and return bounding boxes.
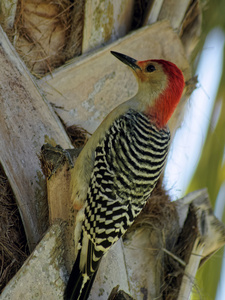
[64,51,185,300]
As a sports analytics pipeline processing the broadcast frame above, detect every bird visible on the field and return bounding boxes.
[64,51,185,300]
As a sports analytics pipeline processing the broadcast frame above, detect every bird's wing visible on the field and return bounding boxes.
[80,109,170,272]
[66,109,170,300]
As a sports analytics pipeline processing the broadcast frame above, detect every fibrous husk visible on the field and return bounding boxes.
[0,165,28,293]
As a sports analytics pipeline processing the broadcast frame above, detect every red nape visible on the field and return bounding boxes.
[147,60,185,128]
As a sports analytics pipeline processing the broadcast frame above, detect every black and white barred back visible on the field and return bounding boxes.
[84,109,170,272]
[64,109,170,300]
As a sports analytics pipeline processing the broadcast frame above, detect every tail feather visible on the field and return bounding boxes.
[64,249,98,300]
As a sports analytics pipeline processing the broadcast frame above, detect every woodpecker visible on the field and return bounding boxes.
[64,51,185,300]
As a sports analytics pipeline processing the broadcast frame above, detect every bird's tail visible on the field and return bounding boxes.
[64,249,97,300]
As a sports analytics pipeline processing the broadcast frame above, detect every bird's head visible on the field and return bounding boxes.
[111,51,185,128]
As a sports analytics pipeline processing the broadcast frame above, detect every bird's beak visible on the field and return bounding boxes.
[111,51,141,71]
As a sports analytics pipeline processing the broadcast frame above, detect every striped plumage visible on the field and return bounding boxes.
[65,110,170,300]
[64,51,184,300]
[85,109,170,251]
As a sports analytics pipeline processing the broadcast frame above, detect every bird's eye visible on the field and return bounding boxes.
[146,64,156,73]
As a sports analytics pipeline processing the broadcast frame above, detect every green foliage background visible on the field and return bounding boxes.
[188,0,225,299]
